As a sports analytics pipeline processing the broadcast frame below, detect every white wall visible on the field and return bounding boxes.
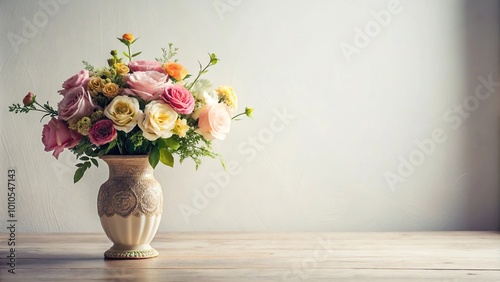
[1,0,499,232]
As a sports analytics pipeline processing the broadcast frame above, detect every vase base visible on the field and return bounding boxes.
[104,247,159,259]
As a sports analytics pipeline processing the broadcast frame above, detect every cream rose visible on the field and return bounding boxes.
[104,96,142,133]
[137,101,178,141]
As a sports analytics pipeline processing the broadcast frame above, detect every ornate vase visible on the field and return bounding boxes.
[97,155,163,259]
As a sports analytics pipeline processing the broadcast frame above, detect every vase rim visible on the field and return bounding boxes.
[100,154,149,160]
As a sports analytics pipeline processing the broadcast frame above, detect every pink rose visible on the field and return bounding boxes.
[160,84,195,114]
[88,119,117,146]
[58,86,95,121]
[23,92,35,106]
[124,71,169,101]
[128,60,165,73]
[197,103,232,141]
[58,70,89,96]
[42,117,82,159]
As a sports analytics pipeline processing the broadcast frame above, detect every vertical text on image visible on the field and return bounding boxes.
[7,169,17,275]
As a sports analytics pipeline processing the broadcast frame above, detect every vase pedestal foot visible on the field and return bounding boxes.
[104,244,159,259]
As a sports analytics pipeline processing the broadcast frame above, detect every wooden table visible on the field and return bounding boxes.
[1,232,499,281]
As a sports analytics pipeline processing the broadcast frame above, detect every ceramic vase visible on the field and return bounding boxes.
[97,155,163,259]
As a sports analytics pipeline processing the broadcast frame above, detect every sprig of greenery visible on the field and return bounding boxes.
[82,60,95,71]
[73,155,99,183]
[8,95,58,121]
[173,128,220,169]
[186,53,219,91]
[118,37,141,62]
[155,43,179,64]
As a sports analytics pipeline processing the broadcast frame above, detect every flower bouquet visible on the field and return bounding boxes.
[9,33,252,182]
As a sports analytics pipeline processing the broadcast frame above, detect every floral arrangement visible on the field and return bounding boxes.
[9,34,252,182]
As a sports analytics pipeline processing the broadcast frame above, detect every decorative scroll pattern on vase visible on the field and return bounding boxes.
[98,181,162,217]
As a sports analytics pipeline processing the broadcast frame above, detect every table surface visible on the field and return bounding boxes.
[0,232,499,281]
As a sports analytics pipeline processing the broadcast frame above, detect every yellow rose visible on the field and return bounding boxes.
[216,85,237,112]
[102,83,120,98]
[104,96,141,133]
[88,77,105,95]
[114,63,130,76]
[173,118,189,138]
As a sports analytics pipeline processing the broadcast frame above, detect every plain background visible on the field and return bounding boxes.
[0,0,499,232]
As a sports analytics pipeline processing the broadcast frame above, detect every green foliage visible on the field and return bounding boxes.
[187,53,219,90]
[82,61,95,71]
[155,43,179,64]
[174,129,220,169]
[8,95,58,121]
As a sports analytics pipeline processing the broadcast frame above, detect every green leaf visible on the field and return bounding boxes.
[74,166,87,183]
[91,158,99,167]
[132,51,142,57]
[159,148,174,167]
[79,156,89,161]
[210,53,218,64]
[117,38,131,46]
[122,51,130,58]
[157,138,167,149]
[149,147,160,169]
[104,139,117,155]
[165,137,180,150]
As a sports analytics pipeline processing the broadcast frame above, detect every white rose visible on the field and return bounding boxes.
[104,96,142,133]
[138,101,178,141]
[191,90,218,120]
[191,79,213,100]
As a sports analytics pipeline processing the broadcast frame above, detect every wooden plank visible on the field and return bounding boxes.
[1,268,500,282]
[0,232,499,281]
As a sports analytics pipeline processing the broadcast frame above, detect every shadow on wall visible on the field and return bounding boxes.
[463,0,500,230]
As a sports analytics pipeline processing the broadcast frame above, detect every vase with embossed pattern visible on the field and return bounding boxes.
[97,155,163,259]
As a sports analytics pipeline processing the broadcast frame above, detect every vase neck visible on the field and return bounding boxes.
[101,155,153,177]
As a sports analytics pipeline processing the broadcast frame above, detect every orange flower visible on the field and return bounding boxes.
[122,33,134,42]
[164,62,188,81]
